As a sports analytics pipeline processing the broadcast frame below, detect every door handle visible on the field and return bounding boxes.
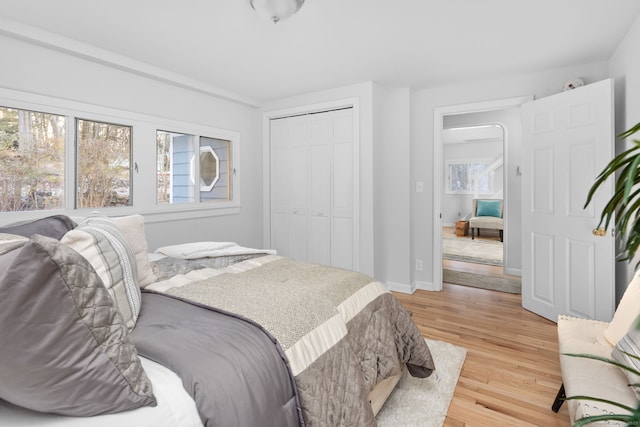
[592,227,606,237]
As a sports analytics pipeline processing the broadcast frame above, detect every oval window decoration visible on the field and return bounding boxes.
[199,146,220,191]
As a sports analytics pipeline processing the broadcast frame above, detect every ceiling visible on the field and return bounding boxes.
[1,0,640,105]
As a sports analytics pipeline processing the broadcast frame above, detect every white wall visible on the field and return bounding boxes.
[0,34,264,250]
[609,12,640,303]
[261,82,375,277]
[411,61,610,289]
[372,86,412,291]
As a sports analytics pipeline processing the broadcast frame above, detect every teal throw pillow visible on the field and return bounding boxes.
[476,200,501,218]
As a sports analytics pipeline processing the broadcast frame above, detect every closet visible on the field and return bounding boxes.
[269,107,355,269]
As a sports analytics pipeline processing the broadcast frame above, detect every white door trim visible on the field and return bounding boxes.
[262,98,361,270]
[432,95,533,291]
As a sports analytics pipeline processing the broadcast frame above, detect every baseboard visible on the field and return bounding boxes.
[386,281,416,294]
[414,280,439,291]
[503,267,522,277]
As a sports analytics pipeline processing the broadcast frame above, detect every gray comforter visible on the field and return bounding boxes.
[132,292,302,427]
[146,255,435,426]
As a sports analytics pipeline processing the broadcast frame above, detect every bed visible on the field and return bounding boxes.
[0,214,435,426]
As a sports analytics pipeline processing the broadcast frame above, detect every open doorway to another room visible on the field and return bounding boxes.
[440,112,521,294]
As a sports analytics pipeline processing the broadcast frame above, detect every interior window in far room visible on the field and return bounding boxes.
[76,119,132,209]
[0,106,65,212]
[447,159,492,194]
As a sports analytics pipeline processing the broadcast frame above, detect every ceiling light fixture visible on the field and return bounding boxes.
[249,0,305,24]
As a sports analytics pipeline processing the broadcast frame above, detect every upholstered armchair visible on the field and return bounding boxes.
[469,199,503,242]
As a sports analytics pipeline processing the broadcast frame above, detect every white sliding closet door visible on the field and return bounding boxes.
[330,109,355,270]
[270,108,354,269]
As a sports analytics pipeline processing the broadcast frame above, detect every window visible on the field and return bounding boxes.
[0,89,240,220]
[156,131,232,204]
[76,119,132,209]
[199,137,231,201]
[0,106,65,212]
[447,159,492,194]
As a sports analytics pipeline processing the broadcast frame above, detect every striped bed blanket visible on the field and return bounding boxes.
[147,255,435,426]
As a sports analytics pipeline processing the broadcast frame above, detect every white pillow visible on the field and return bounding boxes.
[604,269,640,346]
[111,215,157,287]
[155,241,236,259]
[611,320,640,399]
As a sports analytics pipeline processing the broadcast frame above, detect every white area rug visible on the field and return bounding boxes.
[442,237,503,266]
[377,339,466,427]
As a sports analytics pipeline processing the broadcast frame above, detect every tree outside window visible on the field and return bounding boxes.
[76,119,132,209]
[0,106,65,212]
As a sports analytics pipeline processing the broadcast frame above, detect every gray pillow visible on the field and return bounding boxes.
[0,234,156,416]
[0,215,76,240]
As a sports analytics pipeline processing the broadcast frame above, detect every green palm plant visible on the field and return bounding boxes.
[585,122,640,265]
[563,121,640,426]
[562,351,640,426]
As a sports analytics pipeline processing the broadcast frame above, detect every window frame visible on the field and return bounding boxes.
[0,88,240,225]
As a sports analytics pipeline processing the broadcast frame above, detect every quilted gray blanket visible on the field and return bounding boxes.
[148,255,435,426]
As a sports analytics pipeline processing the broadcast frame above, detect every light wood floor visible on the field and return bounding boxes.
[393,284,570,426]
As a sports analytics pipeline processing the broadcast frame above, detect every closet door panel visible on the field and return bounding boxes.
[290,213,308,262]
[310,144,331,215]
[309,216,330,265]
[332,109,354,143]
[333,141,354,218]
[309,114,332,145]
[271,212,290,256]
[270,147,290,213]
[269,108,355,269]
[331,217,353,270]
[270,120,290,256]
[290,146,309,215]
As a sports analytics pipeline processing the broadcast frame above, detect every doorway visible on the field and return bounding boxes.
[432,96,532,292]
[440,121,519,292]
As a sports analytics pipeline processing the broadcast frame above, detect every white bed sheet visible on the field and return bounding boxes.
[0,357,203,427]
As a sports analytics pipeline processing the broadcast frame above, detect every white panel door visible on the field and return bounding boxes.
[270,120,291,256]
[270,115,309,260]
[269,108,355,268]
[331,109,355,269]
[309,113,332,265]
[521,78,615,322]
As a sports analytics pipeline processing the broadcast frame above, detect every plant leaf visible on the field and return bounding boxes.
[572,413,635,427]
[625,154,640,202]
[564,395,636,413]
[619,122,640,140]
[562,353,640,376]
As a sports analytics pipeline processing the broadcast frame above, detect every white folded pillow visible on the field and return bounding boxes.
[155,242,237,259]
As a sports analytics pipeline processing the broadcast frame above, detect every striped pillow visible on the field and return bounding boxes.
[611,320,640,399]
[61,217,141,331]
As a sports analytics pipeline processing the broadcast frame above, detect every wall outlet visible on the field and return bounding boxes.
[415,259,423,271]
